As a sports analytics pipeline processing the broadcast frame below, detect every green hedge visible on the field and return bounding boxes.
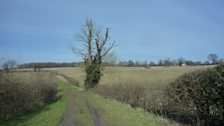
[166,64,224,125]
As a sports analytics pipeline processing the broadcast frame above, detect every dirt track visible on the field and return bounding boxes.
[83,97,108,126]
[59,75,108,126]
[60,92,77,126]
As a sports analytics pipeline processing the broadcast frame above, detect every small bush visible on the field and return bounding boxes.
[166,64,224,125]
[0,72,57,120]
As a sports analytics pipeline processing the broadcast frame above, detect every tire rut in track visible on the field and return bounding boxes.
[60,92,77,126]
[58,75,108,126]
[83,97,108,126]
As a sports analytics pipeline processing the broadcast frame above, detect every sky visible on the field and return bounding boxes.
[0,0,224,63]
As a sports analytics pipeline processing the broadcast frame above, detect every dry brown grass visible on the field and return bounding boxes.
[46,65,212,87]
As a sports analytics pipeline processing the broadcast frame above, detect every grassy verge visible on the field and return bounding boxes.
[0,78,69,126]
[84,92,176,126]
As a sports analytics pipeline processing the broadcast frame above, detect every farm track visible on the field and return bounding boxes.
[83,96,108,126]
[60,92,77,126]
[57,73,80,87]
[58,75,108,126]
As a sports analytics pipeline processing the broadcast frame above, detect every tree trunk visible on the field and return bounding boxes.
[87,19,93,65]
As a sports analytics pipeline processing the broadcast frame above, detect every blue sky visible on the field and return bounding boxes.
[0,0,224,63]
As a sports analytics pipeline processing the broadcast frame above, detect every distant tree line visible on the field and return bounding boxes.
[118,53,224,67]
[118,59,224,67]
[0,59,17,72]
[17,62,83,69]
[1,53,223,71]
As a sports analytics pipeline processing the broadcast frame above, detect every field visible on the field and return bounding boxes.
[47,65,212,87]
[1,74,177,126]
[1,65,217,126]
[46,65,215,125]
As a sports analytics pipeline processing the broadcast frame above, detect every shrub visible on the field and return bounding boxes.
[0,72,57,120]
[166,64,224,125]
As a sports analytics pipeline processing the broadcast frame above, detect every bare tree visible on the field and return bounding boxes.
[127,60,135,67]
[207,53,219,64]
[149,61,156,66]
[2,60,17,72]
[178,57,185,67]
[72,18,117,89]
[164,58,173,66]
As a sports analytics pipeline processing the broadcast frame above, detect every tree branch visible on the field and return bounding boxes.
[71,47,87,58]
[101,41,118,58]
[100,28,110,49]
